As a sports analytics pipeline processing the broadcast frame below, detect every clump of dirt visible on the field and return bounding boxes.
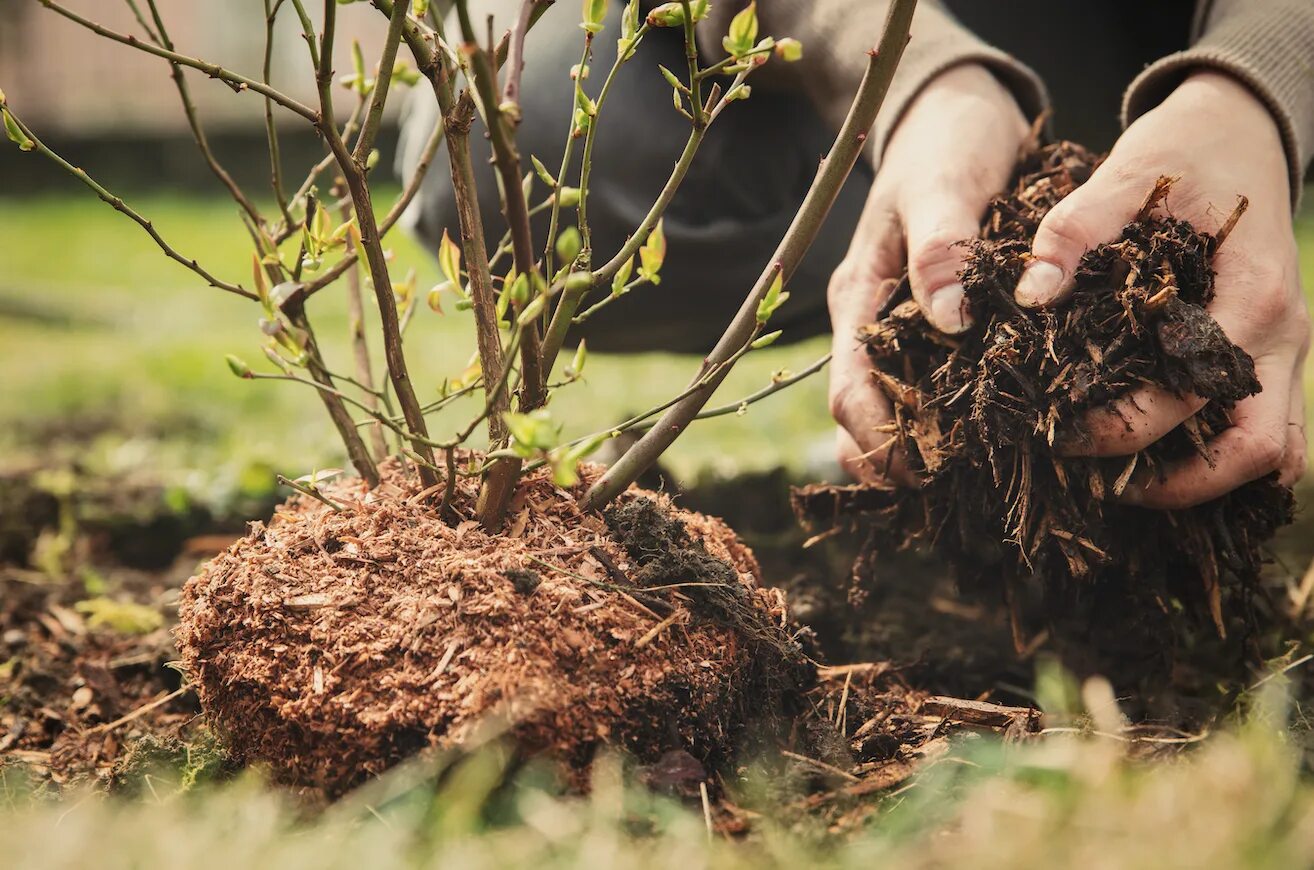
[796,140,1294,682]
[177,458,812,796]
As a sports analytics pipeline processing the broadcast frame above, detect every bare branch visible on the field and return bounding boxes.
[582,0,920,510]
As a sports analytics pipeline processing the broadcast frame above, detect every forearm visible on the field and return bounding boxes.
[1122,0,1314,208]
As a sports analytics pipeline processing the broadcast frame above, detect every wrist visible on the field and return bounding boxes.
[1165,71,1282,147]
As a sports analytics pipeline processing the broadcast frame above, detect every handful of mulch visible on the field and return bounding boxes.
[796,141,1293,658]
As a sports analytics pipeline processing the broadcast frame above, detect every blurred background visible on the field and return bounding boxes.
[0,0,842,538]
[0,1,1310,540]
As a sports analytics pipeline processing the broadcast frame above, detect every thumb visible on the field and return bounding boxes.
[900,190,990,334]
[1014,170,1141,308]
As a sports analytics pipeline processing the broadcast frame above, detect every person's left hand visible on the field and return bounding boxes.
[1013,71,1309,507]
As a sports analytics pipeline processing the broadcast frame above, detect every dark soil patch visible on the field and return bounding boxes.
[796,140,1296,693]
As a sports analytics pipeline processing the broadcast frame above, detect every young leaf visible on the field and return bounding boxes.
[427,280,453,313]
[750,329,782,349]
[412,0,430,16]
[351,40,369,94]
[723,1,759,57]
[2,108,33,152]
[611,254,634,297]
[438,229,462,285]
[638,219,666,284]
[756,271,789,323]
[581,0,607,33]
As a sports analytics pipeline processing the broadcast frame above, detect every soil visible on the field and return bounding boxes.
[795,140,1296,692]
[176,458,815,796]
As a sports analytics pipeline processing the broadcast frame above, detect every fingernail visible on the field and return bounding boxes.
[927,283,971,334]
[1015,260,1064,308]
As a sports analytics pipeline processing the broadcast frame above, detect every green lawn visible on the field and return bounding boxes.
[0,192,834,492]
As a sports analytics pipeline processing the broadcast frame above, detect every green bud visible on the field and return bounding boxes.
[658,65,686,93]
[3,108,34,152]
[569,340,588,377]
[510,272,531,306]
[750,330,783,349]
[365,148,380,171]
[611,255,634,297]
[774,37,803,62]
[391,60,421,86]
[225,354,253,379]
[531,154,558,188]
[521,169,534,203]
[555,226,582,266]
[411,0,429,14]
[645,2,684,27]
[756,271,789,324]
[725,84,752,102]
[556,186,581,207]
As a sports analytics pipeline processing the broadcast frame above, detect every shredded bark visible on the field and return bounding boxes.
[177,458,812,796]
[795,141,1294,670]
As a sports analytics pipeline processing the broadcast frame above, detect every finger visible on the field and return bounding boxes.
[1120,362,1292,509]
[829,326,913,485]
[1060,386,1207,457]
[900,185,988,334]
[1282,364,1307,487]
[1015,167,1143,309]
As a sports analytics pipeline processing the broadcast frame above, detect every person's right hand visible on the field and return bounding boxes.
[828,64,1029,483]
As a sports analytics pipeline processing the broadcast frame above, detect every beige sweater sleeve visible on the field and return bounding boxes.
[1122,0,1314,206]
[698,1,1048,170]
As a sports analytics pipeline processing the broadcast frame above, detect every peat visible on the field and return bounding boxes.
[177,458,812,795]
[796,141,1294,682]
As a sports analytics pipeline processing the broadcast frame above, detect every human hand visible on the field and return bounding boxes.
[828,64,1029,482]
[1013,71,1309,507]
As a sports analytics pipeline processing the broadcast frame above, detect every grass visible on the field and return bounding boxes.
[3,684,1314,869]
[1,189,1313,866]
[0,192,836,492]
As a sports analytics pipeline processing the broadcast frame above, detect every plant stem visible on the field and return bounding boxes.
[581,0,919,511]
[454,0,545,411]
[541,125,703,373]
[284,304,382,485]
[353,0,408,163]
[339,194,389,461]
[314,0,439,487]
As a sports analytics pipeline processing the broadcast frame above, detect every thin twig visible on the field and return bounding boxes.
[2,103,253,300]
[581,0,920,510]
